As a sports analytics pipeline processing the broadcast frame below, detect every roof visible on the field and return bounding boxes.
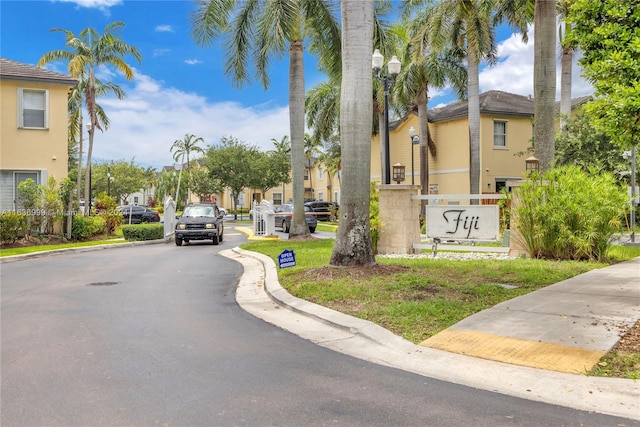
[0,57,77,86]
[429,90,535,123]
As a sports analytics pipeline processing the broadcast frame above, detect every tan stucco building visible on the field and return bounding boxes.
[0,58,77,211]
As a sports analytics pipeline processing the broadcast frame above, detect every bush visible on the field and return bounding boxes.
[122,223,164,241]
[0,212,30,244]
[514,165,627,261]
[95,192,123,234]
[71,215,106,240]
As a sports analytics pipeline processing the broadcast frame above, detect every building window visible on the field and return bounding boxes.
[18,88,48,129]
[304,168,309,181]
[317,166,324,181]
[273,192,282,206]
[493,120,506,147]
[318,192,324,201]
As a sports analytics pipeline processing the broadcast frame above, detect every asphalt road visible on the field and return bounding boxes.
[1,227,634,426]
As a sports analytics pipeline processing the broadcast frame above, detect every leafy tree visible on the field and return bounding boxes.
[251,150,291,201]
[38,21,141,214]
[155,169,188,209]
[90,160,147,205]
[205,136,259,219]
[567,0,640,150]
[191,0,340,239]
[555,112,635,180]
[330,0,376,266]
[189,167,223,202]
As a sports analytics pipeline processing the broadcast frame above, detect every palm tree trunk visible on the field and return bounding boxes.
[84,126,94,215]
[534,1,557,172]
[77,116,84,209]
[288,39,310,238]
[468,52,481,200]
[560,44,573,131]
[330,0,375,266]
[417,87,429,216]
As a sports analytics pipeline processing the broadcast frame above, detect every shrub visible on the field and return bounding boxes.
[370,181,380,253]
[0,212,29,244]
[71,215,106,240]
[122,223,164,241]
[95,192,123,234]
[514,165,627,261]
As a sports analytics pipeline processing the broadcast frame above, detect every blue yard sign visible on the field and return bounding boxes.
[278,249,296,269]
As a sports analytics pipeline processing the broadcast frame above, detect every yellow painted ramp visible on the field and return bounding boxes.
[421,329,605,374]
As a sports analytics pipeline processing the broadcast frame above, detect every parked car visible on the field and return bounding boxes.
[304,201,339,221]
[274,203,317,233]
[174,203,224,246]
[117,205,160,224]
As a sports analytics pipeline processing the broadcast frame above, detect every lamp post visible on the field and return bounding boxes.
[372,49,401,185]
[409,127,420,185]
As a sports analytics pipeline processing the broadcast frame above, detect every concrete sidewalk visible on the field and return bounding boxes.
[422,257,640,374]
[223,247,640,420]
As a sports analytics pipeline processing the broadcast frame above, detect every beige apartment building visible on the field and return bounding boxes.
[0,58,77,212]
[226,90,540,211]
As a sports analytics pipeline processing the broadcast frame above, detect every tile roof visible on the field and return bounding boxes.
[429,90,534,122]
[0,57,77,86]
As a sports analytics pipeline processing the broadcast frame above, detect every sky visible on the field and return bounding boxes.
[1,0,594,171]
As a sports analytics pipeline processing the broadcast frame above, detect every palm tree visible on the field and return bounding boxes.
[171,133,205,203]
[319,135,342,202]
[303,133,323,201]
[395,21,467,204]
[408,0,496,199]
[558,0,576,132]
[533,1,557,171]
[38,21,141,214]
[191,0,340,239]
[66,72,126,209]
[330,0,376,266]
[271,135,291,204]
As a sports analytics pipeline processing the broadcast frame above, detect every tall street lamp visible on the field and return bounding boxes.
[409,127,420,185]
[372,49,401,185]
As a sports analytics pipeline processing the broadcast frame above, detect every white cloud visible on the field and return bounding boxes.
[430,24,593,104]
[155,25,173,33]
[54,0,121,12]
[153,49,171,57]
[89,72,290,170]
[184,59,203,65]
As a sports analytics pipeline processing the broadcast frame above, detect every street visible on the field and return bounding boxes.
[1,227,634,426]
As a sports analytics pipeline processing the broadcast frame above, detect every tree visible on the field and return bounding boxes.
[409,0,497,198]
[396,19,467,203]
[555,112,634,180]
[170,133,205,202]
[330,0,376,267]
[90,160,147,205]
[251,150,291,201]
[189,167,223,202]
[567,0,639,150]
[271,136,292,203]
[558,0,577,132]
[304,133,323,200]
[533,0,557,171]
[191,0,341,239]
[205,136,259,219]
[38,22,141,214]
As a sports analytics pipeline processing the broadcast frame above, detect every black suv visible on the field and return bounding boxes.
[304,201,339,221]
[175,203,224,246]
